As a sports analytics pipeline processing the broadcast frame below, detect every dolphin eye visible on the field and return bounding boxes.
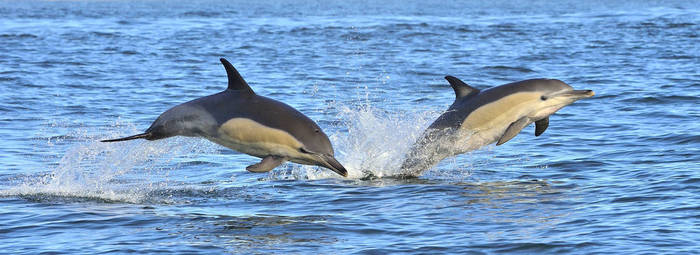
[314,129,320,133]
[540,96,548,101]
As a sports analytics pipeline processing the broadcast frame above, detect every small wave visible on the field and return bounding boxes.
[619,95,698,104]
[90,31,119,38]
[643,134,700,145]
[394,22,429,29]
[610,195,674,203]
[456,27,479,33]
[181,11,223,18]
[116,50,138,55]
[116,20,132,25]
[681,178,700,184]
[488,23,518,30]
[33,60,87,67]
[0,76,19,82]
[401,32,440,37]
[666,22,695,28]
[640,21,658,27]
[658,55,694,60]
[490,241,597,253]
[404,70,440,76]
[655,205,700,213]
[480,65,535,73]
[516,55,549,61]
[0,33,38,39]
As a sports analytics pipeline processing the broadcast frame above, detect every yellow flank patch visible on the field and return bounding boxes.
[463,92,540,130]
[218,118,303,149]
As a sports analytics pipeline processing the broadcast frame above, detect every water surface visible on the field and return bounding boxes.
[1,0,698,254]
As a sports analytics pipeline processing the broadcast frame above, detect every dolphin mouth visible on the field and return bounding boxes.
[318,155,348,177]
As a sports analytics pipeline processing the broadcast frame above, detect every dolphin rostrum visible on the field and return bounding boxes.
[400,76,594,176]
[102,58,348,177]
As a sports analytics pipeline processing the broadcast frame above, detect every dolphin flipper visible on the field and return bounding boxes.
[535,117,549,137]
[246,156,286,173]
[497,117,530,145]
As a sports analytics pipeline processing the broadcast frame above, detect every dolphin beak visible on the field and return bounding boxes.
[318,154,348,177]
[565,89,595,99]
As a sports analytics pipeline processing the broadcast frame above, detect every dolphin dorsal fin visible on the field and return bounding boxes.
[445,76,479,99]
[220,58,254,93]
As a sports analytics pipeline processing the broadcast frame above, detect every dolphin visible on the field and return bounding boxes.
[400,76,594,176]
[102,58,347,177]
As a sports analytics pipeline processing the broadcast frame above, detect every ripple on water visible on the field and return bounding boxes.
[619,95,698,104]
[0,33,39,39]
[480,65,536,74]
[181,11,224,18]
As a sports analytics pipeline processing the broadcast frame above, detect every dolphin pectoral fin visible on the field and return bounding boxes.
[535,117,549,137]
[246,156,286,173]
[497,117,530,146]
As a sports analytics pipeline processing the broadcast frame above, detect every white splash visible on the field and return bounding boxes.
[3,101,479,198]
[266,103,445,180]
[334,104,443,178]
[1,122,216,203]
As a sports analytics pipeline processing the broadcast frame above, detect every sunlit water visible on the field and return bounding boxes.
[1,0,698,254]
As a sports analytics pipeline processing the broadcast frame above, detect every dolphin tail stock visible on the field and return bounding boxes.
[398,145,439,177]
[100,133,152,142]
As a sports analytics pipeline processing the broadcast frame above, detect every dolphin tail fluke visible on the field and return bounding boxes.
[100,133,151,142]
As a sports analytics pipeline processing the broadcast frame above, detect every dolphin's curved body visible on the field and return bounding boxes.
[400,76,594,176]
[102,58,347,177]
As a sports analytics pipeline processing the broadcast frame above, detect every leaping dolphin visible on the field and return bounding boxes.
[400,76,594,176]
[102,58,348,177]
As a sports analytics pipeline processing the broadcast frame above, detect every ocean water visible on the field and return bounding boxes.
[1,0,698,254]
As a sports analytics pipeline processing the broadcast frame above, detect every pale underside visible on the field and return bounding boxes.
[207,118,317,166]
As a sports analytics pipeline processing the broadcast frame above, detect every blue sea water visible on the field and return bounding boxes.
[0,0,698,254]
